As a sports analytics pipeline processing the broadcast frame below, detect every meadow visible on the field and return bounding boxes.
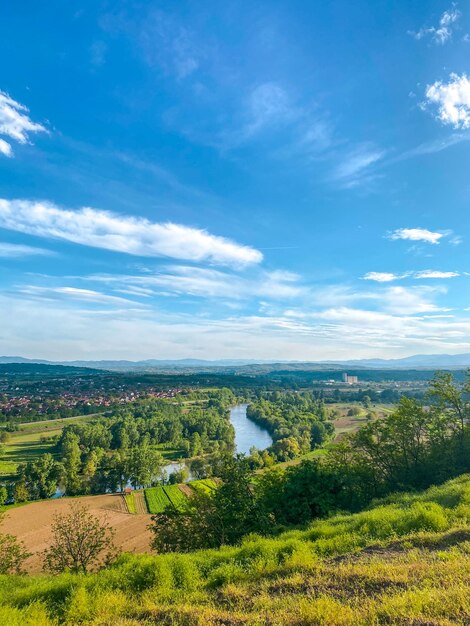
[0,473,468,625]
[0,415,99,477]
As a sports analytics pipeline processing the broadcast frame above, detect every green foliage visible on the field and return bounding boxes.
[43,503,117,574]
[0,532,30,574]
[20,453,61,500]
[326,375,470,508]
[247,391,334,461]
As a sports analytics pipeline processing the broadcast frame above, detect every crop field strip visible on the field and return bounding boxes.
[144,486,172,514]
[162,484,189,510]
[144,479,218,513]
[124,492,137,514]
[133,490,149,514]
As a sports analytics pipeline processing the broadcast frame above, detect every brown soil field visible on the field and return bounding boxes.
[178,483,193,497]
[1,494,153,573]
[133,490,149,514]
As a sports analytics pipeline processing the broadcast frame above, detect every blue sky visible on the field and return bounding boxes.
[1,1,470,361]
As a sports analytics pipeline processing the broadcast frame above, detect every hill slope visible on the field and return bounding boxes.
[1,474,469,624]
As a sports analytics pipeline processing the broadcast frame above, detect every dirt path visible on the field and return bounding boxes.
[1,494,153,573]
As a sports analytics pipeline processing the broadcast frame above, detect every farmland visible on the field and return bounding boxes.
[144,480,218,514]
[0,414,101,477]
[0,493,153,573]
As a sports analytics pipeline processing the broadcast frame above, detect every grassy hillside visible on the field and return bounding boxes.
[0,474,469,625]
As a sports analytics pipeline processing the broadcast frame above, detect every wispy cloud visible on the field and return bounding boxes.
[0,90,47,157]
[19,286,146,307]
[0,242,53,258]
[332,144,385,187]
[423,73,470,129]
[388,228,448,245]
[410,6,461,44]
[0,138,12,157]
[89,266,304,301]
[0,199,262,268]
[101,8,201,80]
[214,82,298,150]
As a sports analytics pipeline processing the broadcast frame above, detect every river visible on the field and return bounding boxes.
[230,403,273,455]
[56,403,273,496]
[162,403,272,479]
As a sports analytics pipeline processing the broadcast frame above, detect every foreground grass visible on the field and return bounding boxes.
[1,474,469,625]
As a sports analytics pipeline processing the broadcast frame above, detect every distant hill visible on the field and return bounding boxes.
[0,362,104,376]
[1,353,470,371]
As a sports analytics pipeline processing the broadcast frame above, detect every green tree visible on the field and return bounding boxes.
[151,457,269,552]
[61,431,82,495]
[21,454,61,500]
[126,442,163,488]
[43,503,117,573]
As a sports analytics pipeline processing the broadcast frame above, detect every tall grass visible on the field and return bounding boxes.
[0,474,469,625]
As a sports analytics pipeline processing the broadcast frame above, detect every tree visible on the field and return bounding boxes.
[43,503,117,573]
[272,437,301,461]
[126,442,163,488]
[151,457,269,552]
[0,485,7,506]
[61,431,82,495]
[21,454,61,500]
[13,480,28,503]
[258,460,344,525]
[0,512,30,573]
[190,457,209,479]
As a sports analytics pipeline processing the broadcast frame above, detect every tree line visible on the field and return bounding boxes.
[9,389,236,501]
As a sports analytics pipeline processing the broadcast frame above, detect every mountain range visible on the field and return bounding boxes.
[1,354,470,370]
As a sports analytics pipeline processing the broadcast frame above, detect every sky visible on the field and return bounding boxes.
[1,1,470,361]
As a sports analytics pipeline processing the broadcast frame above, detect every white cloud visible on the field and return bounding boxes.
[388,227,446,245]
[414,270,459,279]
[0,91,46,156]
[424,73,470,128]
[364,269,460,281]
[381,285,447,315]
[410,6,461,44]
[0,199,262,267]
[0,242,53,258]
[216,83,296,150]
[363,272,404,283]
[0,138,12,157]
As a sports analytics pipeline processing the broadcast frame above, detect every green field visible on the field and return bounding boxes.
[145,486,172,513]
[124,492,137,514]
[163,484,190,510]
[190,478,217,494]
[145,480,218,513]
[0,414,100,477]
